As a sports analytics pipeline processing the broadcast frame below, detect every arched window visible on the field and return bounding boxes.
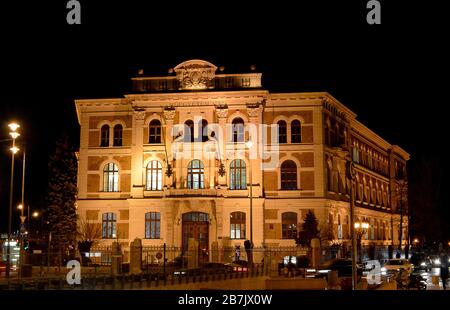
[200,119,209,142]
[187,160,204,189]
[149,120,161,144]
[232,117,244,142]
[146,161,162,191]
[291,120,301,143]
[145,212,160,239]
[230,212,246,239]
[230,159,246,190]
[282,212,298,239]
[281,160,297,190]
[184,120,194,142]
[102,212,116,239]
[277,120,287,144]
[113,124,123,146]
[100,125,110,147]
[103,163,119,192]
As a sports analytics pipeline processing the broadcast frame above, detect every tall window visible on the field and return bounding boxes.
[103,163,119,192]
[184,120,194,142]
[187,160,204,189]
[277,120,287,143]
[338,214,342,239]
[200,119,209,142]
[145,212,160,239]
[232,118,245,142]
[102,212,116,239]
[282,212,297,239]
[230,212,246,239]
[149,120,161,144]
[281,160,297,190]
[100,125,110,147]
[230,159,246,190]
[146,161,162,191]
[291,120,301,143]
[113,124,123,146]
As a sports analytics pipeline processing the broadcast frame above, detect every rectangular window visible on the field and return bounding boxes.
[102,213,117,239]
[145,212,161,239]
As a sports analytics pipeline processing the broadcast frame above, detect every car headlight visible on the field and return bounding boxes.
[420,262,426,266]
[381,267,386,272]
[434,259,441,265]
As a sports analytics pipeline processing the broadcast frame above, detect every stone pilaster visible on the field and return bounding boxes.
[131,110,145,198]
[164,107,176,188]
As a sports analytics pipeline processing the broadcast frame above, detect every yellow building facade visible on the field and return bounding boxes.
[75,59,409,258]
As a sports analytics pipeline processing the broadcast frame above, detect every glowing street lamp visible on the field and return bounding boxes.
[354,219,369,264]
[6,122,20,278]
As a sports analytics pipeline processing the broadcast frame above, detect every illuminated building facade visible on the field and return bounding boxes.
[75,59,409,260]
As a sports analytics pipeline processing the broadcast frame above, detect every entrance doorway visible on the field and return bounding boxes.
[182,212,209,263]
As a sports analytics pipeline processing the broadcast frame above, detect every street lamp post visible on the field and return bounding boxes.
[397,179,408,257]
[354,220,369,264]
[345,149,357,290]
[246,141,253,247]
[6,122,20,278]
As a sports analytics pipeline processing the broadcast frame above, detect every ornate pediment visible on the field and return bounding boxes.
[174,59,217,90]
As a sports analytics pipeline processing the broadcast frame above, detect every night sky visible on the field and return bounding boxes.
[0,1,448,242]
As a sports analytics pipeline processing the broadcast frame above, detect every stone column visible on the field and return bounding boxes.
[131,110,145,198]
[111,242,122,275]
[311,238,321,268]
[164,107,176,188]
[129,238,142,275]
[215,105,228,187]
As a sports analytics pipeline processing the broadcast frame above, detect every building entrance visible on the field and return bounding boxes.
[182,212,209,263]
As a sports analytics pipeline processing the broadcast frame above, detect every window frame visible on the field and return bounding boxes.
[291,120,302,143]
[282,212,298,239]
[230,211,246,239]
[113,124,123,147]
[103,162,119,192]
[146,160,163,191]
[102,212,117,239]
[277,120,287,144]
[229,159,247,190]
[145,212,161,239]
[149,119,162,144]
[187,160,205,189]
[100,124,110,147]
[280,160,298,190]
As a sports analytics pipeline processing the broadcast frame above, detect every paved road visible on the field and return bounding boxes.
[413,267,447,290]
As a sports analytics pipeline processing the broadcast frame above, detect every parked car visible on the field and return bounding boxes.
[0,261,15,276]
[0,261,5,275]
[429,255,442,268]
[315,259,363,278]
[409,253,431,271]
[381,259,413,274]
[201,262,234,274]
[225,260,248,272]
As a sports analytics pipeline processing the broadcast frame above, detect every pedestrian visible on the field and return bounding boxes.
[439,253,449,290]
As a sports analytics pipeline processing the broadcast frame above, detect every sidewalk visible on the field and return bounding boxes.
[426,277,446,290]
